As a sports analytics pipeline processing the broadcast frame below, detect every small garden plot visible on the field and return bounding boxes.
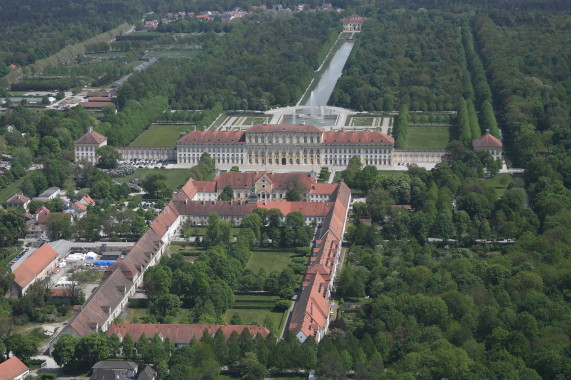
[129,124,193,147]
[405,126,451,149]
[351,117,376,126]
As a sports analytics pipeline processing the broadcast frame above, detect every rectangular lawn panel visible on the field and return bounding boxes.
[246,249,296,274]
[129,124,194,147]
[114,168,190,190]
[225,294,284,327]
[405,126,451,149]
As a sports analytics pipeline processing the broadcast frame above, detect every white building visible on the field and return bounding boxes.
[74,128,107,164]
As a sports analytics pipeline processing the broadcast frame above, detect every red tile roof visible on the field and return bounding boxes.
[0,356,29,379]
[81,195,96,205]
[193,181,217,193]
[322,131,393,145]
[75,130,107,145]
[13,243,59,289]
[67,268,134,336]
[257,201,333,217]
[177,131,245,144]
[473,133,502,149]
[107,323,270,343]
[246,124,324,133]
[311,183,337,194]
[289,272,330,340]
[150,202,180,238]
[35,206,50,215]
[214,172,314,191]
[88,97,114,102]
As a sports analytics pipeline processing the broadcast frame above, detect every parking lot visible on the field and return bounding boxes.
[121,158,176,169]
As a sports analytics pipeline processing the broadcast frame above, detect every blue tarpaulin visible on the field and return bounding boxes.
[94,260,116,266]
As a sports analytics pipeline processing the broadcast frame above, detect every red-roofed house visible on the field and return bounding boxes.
[473,132,503,160]
[74,127,107,164]
[0,356,29,380]
[289,272,331,342]
[11,243,59,298]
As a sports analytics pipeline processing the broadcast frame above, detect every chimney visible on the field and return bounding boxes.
[214,200,216,205]
[239,200,242,205]
[202,200,205,205]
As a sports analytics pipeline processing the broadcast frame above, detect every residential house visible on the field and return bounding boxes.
[0,356,29,380]
[6,194,30,209]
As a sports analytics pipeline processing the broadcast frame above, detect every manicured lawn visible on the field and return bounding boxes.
[0,174,28,203]
[114,168,190,190]
[129,124,194,147]
[352,117,375,126]
[405,126,451,149]
[225,294,286,331]
[145,50,199,58]
[243,117,265,125]
[246,249,297,274]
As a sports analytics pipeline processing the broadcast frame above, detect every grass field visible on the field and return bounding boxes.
[246,249,297,274]
[0,174,28,203]
[485,173,515,197]
[129,124,193,147]
[224,294,286,331]
[145,50,199,58]
[405,126,451,149]
[114,168,190,190]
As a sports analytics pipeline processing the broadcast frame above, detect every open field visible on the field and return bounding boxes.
[145,50,199,58]
[246,249,297,274]
[0,174,28,203]
[405,126,451,149]
[114,168,190,190]
[129,124,193,147]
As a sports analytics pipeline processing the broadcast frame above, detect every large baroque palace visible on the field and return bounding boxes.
[74,123,502,168]
[177,124,395,167]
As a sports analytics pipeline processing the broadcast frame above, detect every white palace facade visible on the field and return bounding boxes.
[176,124,395,167]
[74,124,501,169]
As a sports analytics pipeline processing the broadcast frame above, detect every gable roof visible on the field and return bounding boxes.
[13,243,59,289]
[75,130,107,145]
[7,194,30,205]
[92,361,137,370]
[473,133,502,149]
[289,272,330,339]
[107,323,270,343]
[0,356,29,379]
[193,181,217,193]
[322,131,393,145]
[246,124,324,133]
